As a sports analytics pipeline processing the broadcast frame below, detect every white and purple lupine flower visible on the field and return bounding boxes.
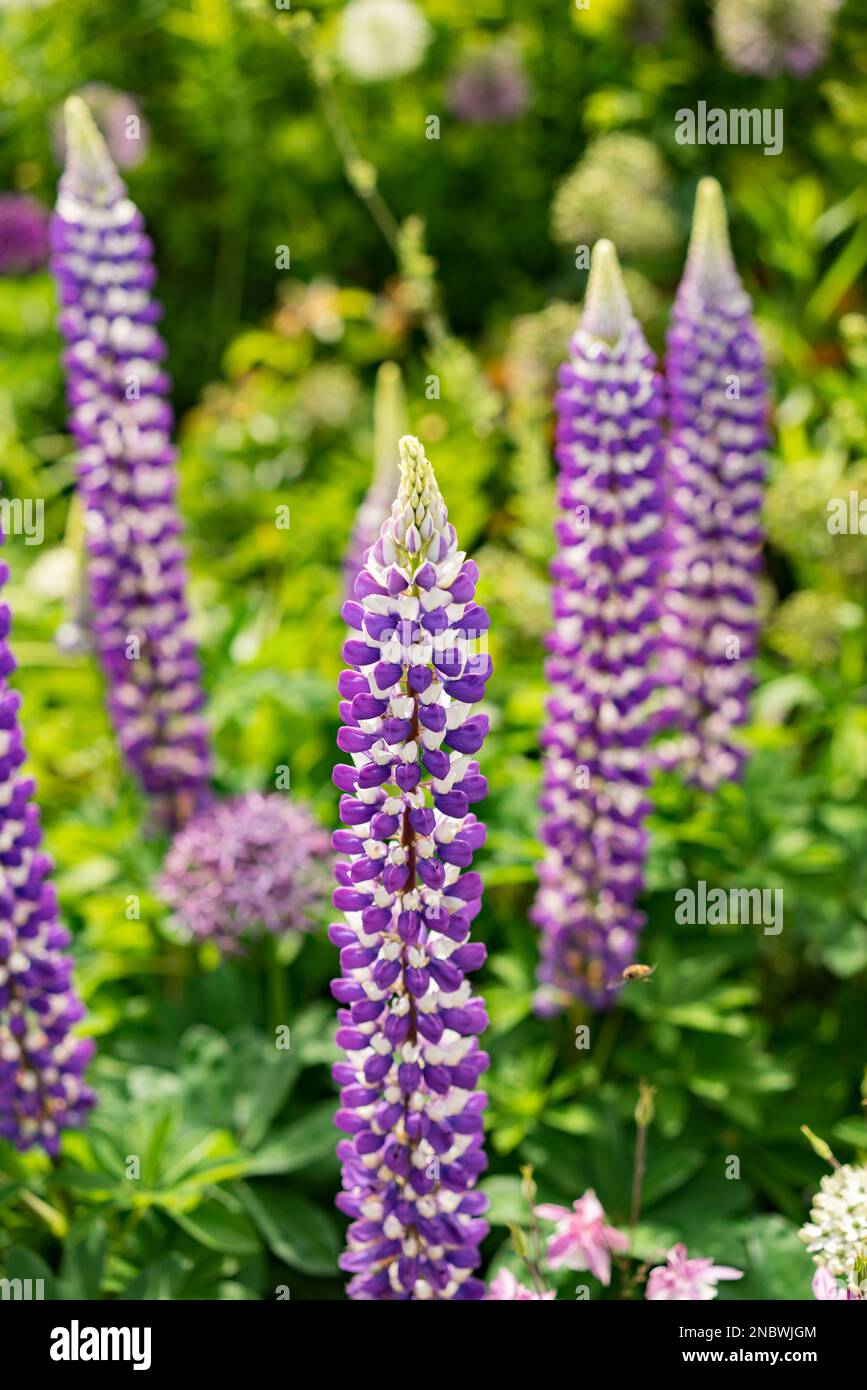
[0,537,95,1156]
[531,240,665,1011]
[661,179,769,789]
[331,434,492,1300]
[50,98,210,829]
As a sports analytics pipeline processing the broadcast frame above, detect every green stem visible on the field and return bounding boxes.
[264,933,289,1037]
[630,1119,648,1231]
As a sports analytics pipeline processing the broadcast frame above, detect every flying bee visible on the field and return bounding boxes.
[609,963,657,987]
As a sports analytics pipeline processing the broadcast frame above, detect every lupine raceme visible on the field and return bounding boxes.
[331,434,492,1299]
[531,240,666,1011]
[50,96,210,830]
[0,534,95,1155]
[661,178,768,789]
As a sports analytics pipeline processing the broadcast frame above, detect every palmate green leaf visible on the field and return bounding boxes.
[736,1215,814,1301]
[660,1003,750,1036]
[0,1180,24,1211]
[821,922,867,978]
[60,1100,250,1211]
[170,1199,261,1257]
[225,1008,333,1148]
[486,952,533,992]
[832,1116,867,1150]
[542,1105,598,1137]
[245,1101,338,1176]
[57,1217,108,1300]
[641,1147,705,1209]
[627,1222,681,1264]
[485,984,533,1035]
[238,1182,340,1277]
[491,1120,534,1155]
[158,1130,251,1195]
[518,1130,592,1207]
[119,1254,194,1301]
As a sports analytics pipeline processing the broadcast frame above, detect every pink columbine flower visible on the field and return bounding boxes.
[645,1243,743,1300]
[534,1190,629,1285]
[812,1267,863,1301]
[486,1269,555,1301]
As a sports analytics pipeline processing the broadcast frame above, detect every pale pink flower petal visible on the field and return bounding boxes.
[487,1268,555,1301]
[535,1188,628,1287]
[646,1243,744,1301]
[533,1203,572,1222]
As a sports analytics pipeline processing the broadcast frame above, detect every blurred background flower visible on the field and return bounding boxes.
[159,791,329,956]
[0,192,49,274]
[766,590,861,670]
[337,0,431,82]
[446,40,531,125]
[800,1162,867,1279]
[713,0,842,78]
[53,82,150,169]
[549,134,680,259]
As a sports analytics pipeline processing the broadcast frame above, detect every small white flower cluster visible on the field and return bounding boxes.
[800,1163,867,1279]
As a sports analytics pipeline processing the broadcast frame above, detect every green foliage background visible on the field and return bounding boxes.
[1,0,866,1300]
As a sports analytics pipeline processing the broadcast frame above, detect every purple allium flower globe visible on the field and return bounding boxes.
[531,240,665,1012]
[158,792,329,956]
[661,179,769,789]
[0,537,95,1155]
[51,98,211,829]
[331,434,492,1300]
[446,42,531,125]
[0,192,50,275]
[713,0,841,78]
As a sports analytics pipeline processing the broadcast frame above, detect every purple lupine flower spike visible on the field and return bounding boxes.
[331,434,492,1300]
[531,241,665,1012]
[50,97,210,829]
[661,178,768,789]
[0,538,95,1155]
